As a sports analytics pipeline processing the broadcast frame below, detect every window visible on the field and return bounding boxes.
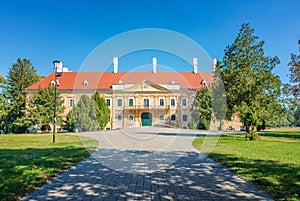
[117,98,122,107]
[171,98,176,107]
[182,98,187,107]
[69,97,75,108]
[106,99,111,107]
[144,98,150,108]
[117,114,123,121]
[171,114,176,121]
[128,115,134,122]
[182,114,188,122]
[128,98,134,106]
[159,98,164,106]
[83,80,88,86]
[159,114,165,121]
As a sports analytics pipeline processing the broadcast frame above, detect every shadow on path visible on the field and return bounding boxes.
[22,149,273,201]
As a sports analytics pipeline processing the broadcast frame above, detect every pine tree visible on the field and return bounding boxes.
[73,95,98,132]
[94,91,110,130]
[16,86,65,131]
[6,58,41,133]
[217,23,282,139]
[0,75,10,133]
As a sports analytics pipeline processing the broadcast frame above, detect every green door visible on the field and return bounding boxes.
[141,112,152,126]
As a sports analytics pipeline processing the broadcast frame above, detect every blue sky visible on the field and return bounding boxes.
[0,0,299,83]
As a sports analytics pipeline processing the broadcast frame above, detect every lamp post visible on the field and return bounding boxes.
[52,60,62,143]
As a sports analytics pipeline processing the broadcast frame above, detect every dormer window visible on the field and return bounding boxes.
[170,80,175,85]
[118,80,123,84]
[50,80,56,86]
[201,80,207,86]
[83,80,88,86]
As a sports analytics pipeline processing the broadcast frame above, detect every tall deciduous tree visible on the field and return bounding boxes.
[73,95,98,132]
[287,40,300,97]
[217,23,282,139]
[17,86,65,130]
[93,91,110,130]
[6,58,41,133]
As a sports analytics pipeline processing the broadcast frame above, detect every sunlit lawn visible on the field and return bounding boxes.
[193,128,300,201]
[0,134,98,201]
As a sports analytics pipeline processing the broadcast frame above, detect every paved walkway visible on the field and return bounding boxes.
[22,127,273,201]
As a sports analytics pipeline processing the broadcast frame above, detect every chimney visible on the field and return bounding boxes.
[192,57,198,73]
[212,58,217,71]
[113,57,118,74]
[152,57,157,74]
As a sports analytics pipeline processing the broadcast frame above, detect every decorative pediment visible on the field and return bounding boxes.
[124,80,171,93]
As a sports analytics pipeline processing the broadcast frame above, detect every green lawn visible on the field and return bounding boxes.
[193,130,300,201]
[0,134,98,201]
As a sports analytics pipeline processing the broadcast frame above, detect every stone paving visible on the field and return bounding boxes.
[21,127,273,201]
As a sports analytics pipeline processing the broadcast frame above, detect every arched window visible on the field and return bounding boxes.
[117,114,123,121]
[171,114,176,121]
[128,115,134,122]
[83,80,89,86]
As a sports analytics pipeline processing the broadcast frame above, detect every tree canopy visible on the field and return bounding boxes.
[17,86,65,131]
[93,91,110,130]
[5,58,41,133]
[217,23,283,139]
[73,95,99,132]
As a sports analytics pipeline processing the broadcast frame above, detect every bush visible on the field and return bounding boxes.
[198,119,210,130]
[246,130,261,140]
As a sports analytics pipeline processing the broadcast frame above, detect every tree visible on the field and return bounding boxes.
[93,91,110,130]
[217,23,283,139]
[189,87,212,130]
[16,86,65,131]
[65,110,75,132]
[73,95,98,132]
[287,40,300,97]
[5,58,41,133]
[0,75,10,133]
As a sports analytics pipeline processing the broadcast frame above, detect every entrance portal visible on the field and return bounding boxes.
[141,112,152,126]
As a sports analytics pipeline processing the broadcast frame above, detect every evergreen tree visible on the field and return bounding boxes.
[0,75,10,133]
[189,87,212,130]
[73,95,98,131]
[6,58,41,133]
[16,86,65,131]
[93,91,110,130]
[217,23,283,139]
[65,110,75,132]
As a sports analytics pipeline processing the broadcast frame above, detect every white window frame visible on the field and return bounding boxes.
[105,98,111,107]
[117,98,123,107]
[128,98,134,106]
[117,114,123,121]
[69,97,75,108]
[159,114,165,122]
[182,98,187,107]
[170,98,176,107]
[159,98,165,106]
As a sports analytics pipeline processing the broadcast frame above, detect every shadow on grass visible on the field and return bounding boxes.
[208,153,300,201]
[260,132,300,140]
[0,147,91,201]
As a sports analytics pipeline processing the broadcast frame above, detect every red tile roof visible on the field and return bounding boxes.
[25,72,214,91]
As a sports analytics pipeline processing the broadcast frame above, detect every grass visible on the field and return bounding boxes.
[0,133,98,201]
[193,129,300,201]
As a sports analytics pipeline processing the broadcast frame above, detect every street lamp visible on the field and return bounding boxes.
[52,60,63,143]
